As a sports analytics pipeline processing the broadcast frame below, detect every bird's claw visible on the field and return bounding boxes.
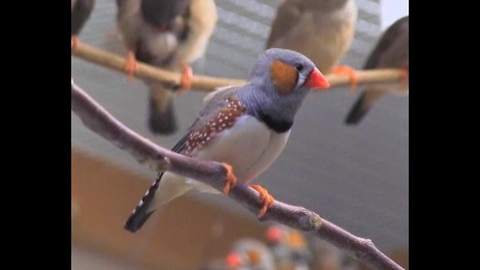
[222,162,237,196]
[249,184,275,218]
[71,35,80,50]
[176,63,193,96]
[124,51,138,82]
[399,68,408,85]
[334,65,359,94]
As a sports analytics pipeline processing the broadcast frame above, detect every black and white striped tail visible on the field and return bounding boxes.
[124,173,164,233]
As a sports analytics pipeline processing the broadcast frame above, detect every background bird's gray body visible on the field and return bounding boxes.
[116,0,217,134]
[266,0,357,74]
[345,16,409,125]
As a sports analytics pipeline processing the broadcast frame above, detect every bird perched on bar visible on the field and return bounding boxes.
[71,0,95,49]
[124,48,330,232]
[116,0,217,134]
[344,15,409,125]
[265,0,358,91]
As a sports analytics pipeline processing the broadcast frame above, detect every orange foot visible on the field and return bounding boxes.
[334,65,359,94]
[123,50,138,82]
[249,184,275,218]
[176,63,193,96]
[399,68,409,86]
[222,162,237,196]
[71,35,80,50]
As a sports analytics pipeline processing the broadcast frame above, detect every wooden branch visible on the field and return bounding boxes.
[71,78,404,270]
[71,41,405,92]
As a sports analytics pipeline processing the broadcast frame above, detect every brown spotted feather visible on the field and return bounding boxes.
[170,96,246,156]
[184,98,246,156]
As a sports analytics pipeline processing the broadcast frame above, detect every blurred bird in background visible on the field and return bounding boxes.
[265,0,359,92]
[123,48,330,233]
[344,15,409,125]
[265,225,312,270]
[71,0,95,49]
[225,238,276,270]
[116,0,217,135]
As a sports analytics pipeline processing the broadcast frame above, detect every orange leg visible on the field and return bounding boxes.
[176,63,193,96]
[222,162,237,196]
[334,65,359,94]
[249,184,275,218]
[399,68,409,87]
[71,35,80,50]
[123,50,138,82]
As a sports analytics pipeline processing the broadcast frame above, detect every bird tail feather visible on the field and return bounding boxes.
[148,84,177,135]
[345,89,384,125]
[124,172,192,232]
[345,92,370,125]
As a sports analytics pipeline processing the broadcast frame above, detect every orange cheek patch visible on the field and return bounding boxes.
[270,60,298,94]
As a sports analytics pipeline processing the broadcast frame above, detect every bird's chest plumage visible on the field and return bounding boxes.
[191,114,291,183]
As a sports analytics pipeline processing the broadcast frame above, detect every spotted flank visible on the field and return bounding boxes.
[184,97,246,156]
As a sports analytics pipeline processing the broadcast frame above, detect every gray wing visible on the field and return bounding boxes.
[265,0,303,49]
[364,16,409,69]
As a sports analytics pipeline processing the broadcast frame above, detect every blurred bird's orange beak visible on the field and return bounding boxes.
[305,68,330,89]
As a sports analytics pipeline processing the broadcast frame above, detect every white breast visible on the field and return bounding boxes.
[187,115,290,192]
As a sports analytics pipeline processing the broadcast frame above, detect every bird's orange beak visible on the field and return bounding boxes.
[304,68,330,89]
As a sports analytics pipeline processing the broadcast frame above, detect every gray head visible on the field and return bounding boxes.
[240,48,330,132]
[249,48,329,94]
[140,0,189,28]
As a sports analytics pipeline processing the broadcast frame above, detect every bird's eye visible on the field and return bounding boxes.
[295,64,304,72]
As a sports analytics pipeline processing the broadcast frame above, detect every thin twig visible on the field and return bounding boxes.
[71,41,405,92]
[71,78,404,270]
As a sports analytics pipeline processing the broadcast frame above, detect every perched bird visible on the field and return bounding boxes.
[124,48,330,232]
[265,0,359,91]
[265,225,312,270]
[225,238,276,270]
[344,16,409,125]
[71,0,95,49]
[116,0,217,134]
